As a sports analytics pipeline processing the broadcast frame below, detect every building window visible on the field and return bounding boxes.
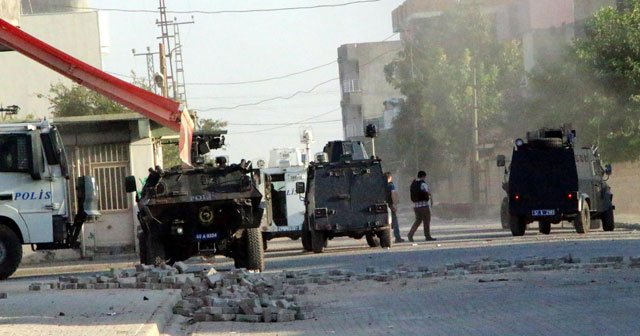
[342,79,361,93]
[67,143,130,212]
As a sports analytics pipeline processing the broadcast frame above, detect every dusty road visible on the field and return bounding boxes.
[3,213,640,336]
[180,213,640,336]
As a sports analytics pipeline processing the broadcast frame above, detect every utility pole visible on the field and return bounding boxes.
[156,0,193,105]
[471,67,480,203]
[132,46,158,94]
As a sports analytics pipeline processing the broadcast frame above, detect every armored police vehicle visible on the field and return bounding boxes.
[497,126,614,236]
[299,140,391,253]
[257,148,307,250]
[126,131,265,271]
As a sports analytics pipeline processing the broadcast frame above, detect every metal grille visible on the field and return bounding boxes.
[68,143,130,212]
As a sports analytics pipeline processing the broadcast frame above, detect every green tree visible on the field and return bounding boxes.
[522,1,640,161]
[45,82,132,117]
[572,0,640,160]
[385,7,523,176]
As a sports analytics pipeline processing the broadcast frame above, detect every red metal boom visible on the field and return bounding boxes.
[0,18,181,132]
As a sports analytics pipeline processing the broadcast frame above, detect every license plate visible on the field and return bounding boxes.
[195,232,218,240]
[532,209,555,216]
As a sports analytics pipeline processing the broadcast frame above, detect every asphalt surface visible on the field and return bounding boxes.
[2,211,639,336]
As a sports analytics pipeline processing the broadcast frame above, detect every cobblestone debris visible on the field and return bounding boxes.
[25,254,638,323]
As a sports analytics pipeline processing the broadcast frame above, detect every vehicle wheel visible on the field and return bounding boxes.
[538,221,551,235]
[365,233,380,247]
[377,227,392,248]
[574,202,591,234]
[0,225,22,280]
[137,231,148,265]
[509,215,526,236]
[234,228,264,271]
[144,230,166,266]
[500,197,510,230]
[301,219,312,252]
[601,207,615,232]
[246,228,264,271]
[310,227,326,253]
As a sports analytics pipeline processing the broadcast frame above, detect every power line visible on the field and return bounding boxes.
[231,109,340,134]
[188,60,337,86]
[64,0,384,15]
[199,78,339,111]
[229,119,341,126]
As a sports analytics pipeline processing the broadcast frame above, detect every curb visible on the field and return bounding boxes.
[135,290,182,336]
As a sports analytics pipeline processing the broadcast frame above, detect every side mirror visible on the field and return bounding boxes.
[124,176,137,193]
[295,182,306,194]
[30,132,44,180]
[496,154,506,167]
[604,164,612,175]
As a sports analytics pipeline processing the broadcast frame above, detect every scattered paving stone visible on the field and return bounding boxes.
[25,254,640,323]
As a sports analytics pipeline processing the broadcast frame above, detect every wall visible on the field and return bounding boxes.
[0,11,102,118]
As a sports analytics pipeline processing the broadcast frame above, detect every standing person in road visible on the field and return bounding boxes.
[408,170,436,242]
[385,172,405,243]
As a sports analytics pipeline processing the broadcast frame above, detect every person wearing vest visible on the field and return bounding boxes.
[385,172,405,243]
[408,170,436,242]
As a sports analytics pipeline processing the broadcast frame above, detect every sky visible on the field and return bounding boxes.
[88,0,404,163]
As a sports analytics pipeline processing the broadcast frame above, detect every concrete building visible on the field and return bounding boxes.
[0,1,103,119]
[391,0,616,71]
[337,41,403,143]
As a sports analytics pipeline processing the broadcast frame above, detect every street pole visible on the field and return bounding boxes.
[158,43,169,98]
[471,66,480,204]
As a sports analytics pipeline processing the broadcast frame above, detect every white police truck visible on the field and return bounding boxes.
[0,119,99,279]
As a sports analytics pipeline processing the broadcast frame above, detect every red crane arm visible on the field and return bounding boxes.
[0,18,181,132]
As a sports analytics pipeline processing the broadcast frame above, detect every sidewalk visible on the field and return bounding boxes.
[0,277,180,336]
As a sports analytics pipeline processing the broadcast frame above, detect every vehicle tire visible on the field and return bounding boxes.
[262,233,268,251]
[144,230,166,266]
[529,138,563,148]
[500,197,510,230]
[538,221,551,235]
[310,227,326,253]
[0,225,22,280]
[601,207,615,232]
[377,227,392,248]
[137,231,148,265]
[234,228,264,271]
[246,228,264,271]
[574,202,590,234]
[365,233,380,247]
[509,215,526,236]
[301,219,312,252]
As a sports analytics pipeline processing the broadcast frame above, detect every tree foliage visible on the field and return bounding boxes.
[45,82,131,117]
[523,1,640,161]
[384,7,522,176]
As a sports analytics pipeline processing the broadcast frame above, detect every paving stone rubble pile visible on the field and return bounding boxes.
[21,255,640,323]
